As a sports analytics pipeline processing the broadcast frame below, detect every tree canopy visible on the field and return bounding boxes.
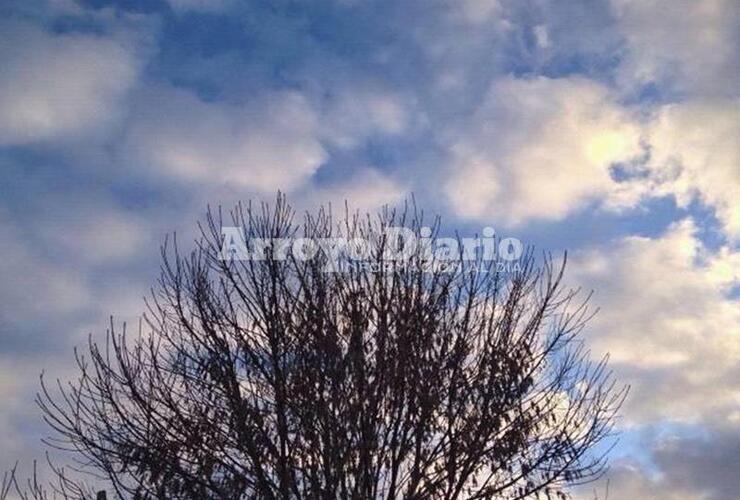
[2,197,625,499]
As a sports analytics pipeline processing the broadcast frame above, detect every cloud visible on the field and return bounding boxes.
[319,84,411,150]
[575,423,740,500]
[0,21,141,146]
[0,210,90,325]
[36,205,152,265]
[123,86,327,192]
[166,0,235,13]
[441,76,739,244]
[303,168,406,212]
[569,217,740,498]
[445,76,643,225]
[0,190,156,356]
[570,219,740,425]
[450,0,503,25]
[611,0,739,97]
[0,358,42,460]
[646,100,740,240]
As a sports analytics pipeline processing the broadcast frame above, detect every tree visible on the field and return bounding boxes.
[3,196,626,499]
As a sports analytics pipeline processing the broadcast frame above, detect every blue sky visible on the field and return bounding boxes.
[0,0,738,497]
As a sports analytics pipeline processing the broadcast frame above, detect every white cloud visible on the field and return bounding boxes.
[445,76,643,224]
[0,203,152,470]
[443,76,739,242]
[0,211,90,323]
[574,424,740,500]
[570,219,740,425]
[574,463,700,500]
[320,85,411,150]
[0,359,38,460]
[452,0,502,25]
[0,200,151,346]
[37,207,151,265]
[0,22,141,145]
[533,24,551,49]
[646,100,740,240]
[166,0,234,12]
[124,86,327,192]
[0,355,97,477]
[304,168,406,212]
[611,0,739,97]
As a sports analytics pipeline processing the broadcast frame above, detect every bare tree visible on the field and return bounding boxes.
[3,196,626,499]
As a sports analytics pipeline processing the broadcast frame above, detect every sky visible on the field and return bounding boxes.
[0,0,738,497]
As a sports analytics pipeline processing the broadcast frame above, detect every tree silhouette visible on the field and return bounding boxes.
[3,197,625,499]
